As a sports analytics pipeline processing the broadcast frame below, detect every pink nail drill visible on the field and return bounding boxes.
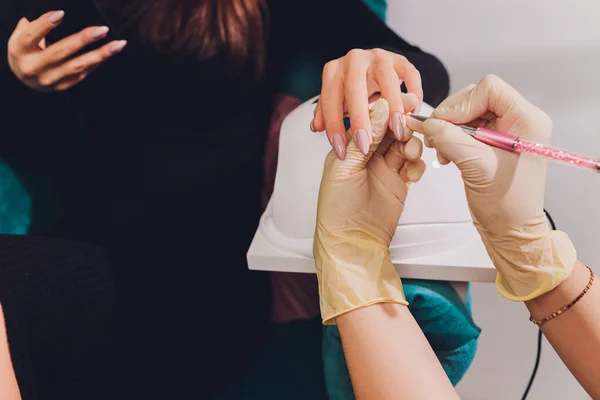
[407,113,600,174]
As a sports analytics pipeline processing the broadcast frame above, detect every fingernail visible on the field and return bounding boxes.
[48,10,65,24]
[332,133,346,160]
[392,112,404,140]
[91,26,109,38]
[355,129,370,155]
[310,119,316,132]
[110,40,127,54]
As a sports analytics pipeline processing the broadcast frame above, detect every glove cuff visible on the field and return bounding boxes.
[478,230,577,301]
[314,237,408,325]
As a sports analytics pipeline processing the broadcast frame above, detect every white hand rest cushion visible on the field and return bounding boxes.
[261,96,477,260]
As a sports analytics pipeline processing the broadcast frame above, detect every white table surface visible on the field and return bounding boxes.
[247,226,497,283]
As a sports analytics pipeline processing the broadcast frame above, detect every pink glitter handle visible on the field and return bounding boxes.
[473,127,518,151]
[514,138,599,171]
[473,127,599,172]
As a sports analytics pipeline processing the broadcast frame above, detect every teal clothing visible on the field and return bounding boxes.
[363,0,387,20]
[323,280,480,400]
[0,162,30,234]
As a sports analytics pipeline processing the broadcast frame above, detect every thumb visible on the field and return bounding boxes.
[367,98,391,149]
[421,118,487,165]
[15,17,30,33]
[346,98,390,164]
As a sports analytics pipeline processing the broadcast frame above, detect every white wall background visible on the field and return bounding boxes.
[387,1,600,399]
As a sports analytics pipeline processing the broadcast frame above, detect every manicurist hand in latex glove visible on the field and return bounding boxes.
[314,96,459,400]
[406,75,598,398]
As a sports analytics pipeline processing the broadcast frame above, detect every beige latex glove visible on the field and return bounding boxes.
[407,75,577,301]
[314,96,426,325]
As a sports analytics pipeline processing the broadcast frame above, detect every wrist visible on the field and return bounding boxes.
[525,261,589,320]
[481,230,577,301]
[314,236,406,325]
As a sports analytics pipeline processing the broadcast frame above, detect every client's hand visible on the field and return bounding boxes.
[312,48,423,159]
[407,74,577,301]
[8,11,126,92]
[314,98,425,324]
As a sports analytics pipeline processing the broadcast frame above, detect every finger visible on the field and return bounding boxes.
[435,83,476,111]
[16,11,64,51]
[344,98,390,169]
[343,50,372,156]
[466,116,493,129]
[311,100,320,132]
[384,135,423,172]
[400,159,427,183]
[392,53,423,105]
[7,18,30,56]
[400,92,420,114]
[13,17,29,34]
[411,117,487,166]
[478,110,496,121]
[406,116,424,135]
[38,40,126,88]
[368,98,391,149]
[372,60,406,141]
[375,131,395,156]
[320,59,346,160]
[437,152,451,165]
[41,25,111,65]
[423,134,432,149]
[433,74,530,125]
[54,71,88,91]
[375,92,419,155]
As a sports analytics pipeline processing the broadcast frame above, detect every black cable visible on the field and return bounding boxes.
[521,208,557,400]
[521,329,543,400]
[545,209,557,232]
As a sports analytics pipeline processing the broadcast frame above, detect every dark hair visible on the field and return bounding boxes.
[99,0,268,75]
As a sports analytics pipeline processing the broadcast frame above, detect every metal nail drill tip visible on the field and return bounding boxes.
[405,113,429,122]
[406,113,478,136]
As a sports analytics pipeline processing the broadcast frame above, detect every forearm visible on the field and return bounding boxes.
[336,303,458,400]
[525,261,600,398]
[0,304,22,400]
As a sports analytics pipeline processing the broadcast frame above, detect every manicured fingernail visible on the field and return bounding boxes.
[332,133,346,160]
[355,129,370,155]
[91,26,109,38]
[48,10,65,24]
[392,112,404,140]
[310,119,316,132]
[110,40,127,54]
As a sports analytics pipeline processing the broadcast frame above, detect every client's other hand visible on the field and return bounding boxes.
[314,98,425,325]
